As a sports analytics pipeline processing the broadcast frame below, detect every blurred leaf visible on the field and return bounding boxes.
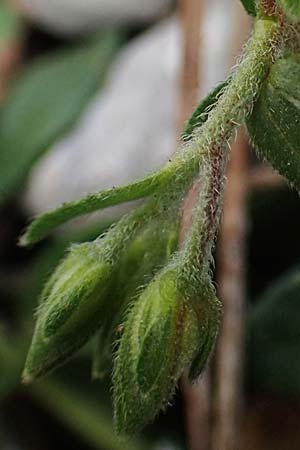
[31,380,147,450]
[247,54,300,191]
[0,2,23,48]
[0,31,120,204]
[279,0,300,19]
[239,0,256,15]
[0,331,24,399]
[248,267,300,396]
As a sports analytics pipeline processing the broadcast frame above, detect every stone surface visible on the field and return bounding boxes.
[25,19,181,227]
[13,0,172,35]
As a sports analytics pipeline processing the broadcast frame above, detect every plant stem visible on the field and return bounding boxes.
[22,16,282,249]
[176,17,280,279]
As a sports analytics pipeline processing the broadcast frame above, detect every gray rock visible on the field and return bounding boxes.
[14,0,172,35]
[25,19,181,228]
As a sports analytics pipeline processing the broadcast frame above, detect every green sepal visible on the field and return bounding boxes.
[247,53,300,191]
[188,281,222,381]
[112,266,218,435]
[92,323,115,381]
[92,217,180,380]
[239,0,256,16]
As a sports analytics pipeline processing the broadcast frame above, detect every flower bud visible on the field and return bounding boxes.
[23,241,114,382]
[92,219,179,380]
[113,267,221,434]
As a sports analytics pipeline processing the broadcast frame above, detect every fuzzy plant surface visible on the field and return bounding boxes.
[20,0,300,436]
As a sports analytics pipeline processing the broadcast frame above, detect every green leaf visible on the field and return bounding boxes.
[278,0,300,19]
[247,53,300,191]
[21,79,230,246]
[20,171,163,246]
[0,332,25,399]
[182,80,229,141]
[0,2,24,48]
[239,0,256,16]
[31,380,146,450]
[248,267,300,397]
[0,31,119,205]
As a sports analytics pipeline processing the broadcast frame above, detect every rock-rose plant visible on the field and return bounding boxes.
[21,0,300,435]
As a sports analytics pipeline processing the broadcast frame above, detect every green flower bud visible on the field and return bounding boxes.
[23,200,161,382]
[23,241,115,382]
[278,0,300,20]
[113,267,221,435]
[92,218,180,380]
[247,53,300,190]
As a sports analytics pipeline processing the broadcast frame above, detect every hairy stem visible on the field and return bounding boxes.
[21,17,281,247]
[176,17,280,281]
[20,172,164,246]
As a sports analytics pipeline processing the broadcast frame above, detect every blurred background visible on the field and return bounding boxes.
[1,0,300,449]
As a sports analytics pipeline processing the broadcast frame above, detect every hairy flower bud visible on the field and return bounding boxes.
[23,241,115,382]
[92,218,179,379]
[113,267,221,434]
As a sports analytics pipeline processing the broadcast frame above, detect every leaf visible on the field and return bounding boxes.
[31,380,146,450]
[279,0,300,19]
[182,80,229,141]
[247,267,300,397]
[247,53,300,191]
[239,0,256,16]
[0,332,24,400]
[0,31,120,205]
[20,171,163,246]
[21,79,230,246]
[0,2,24,48]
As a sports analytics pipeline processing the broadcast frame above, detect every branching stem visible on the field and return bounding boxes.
[21,18,282,247]
[177,17,281,283]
